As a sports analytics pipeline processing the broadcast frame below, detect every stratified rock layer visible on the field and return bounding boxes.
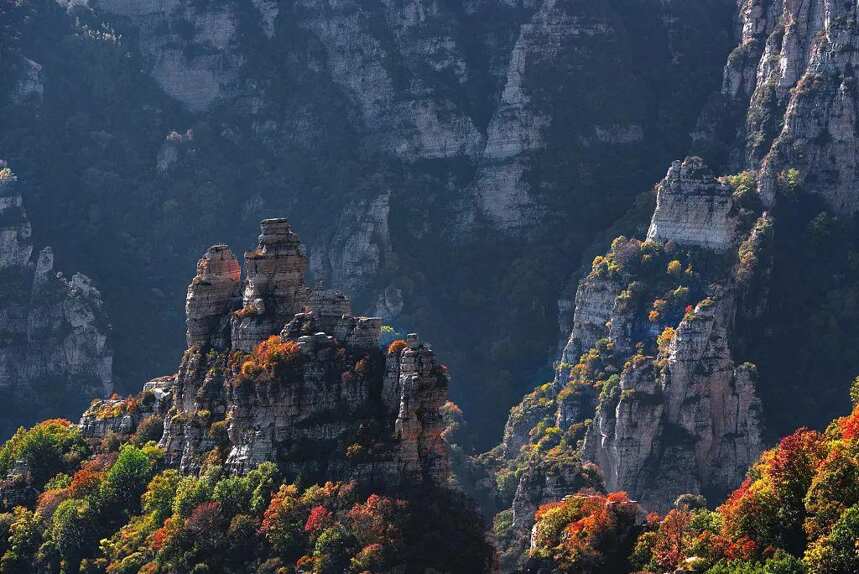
[186,245,240,348]
[0,169,113,438]
[646,157,736,251]
[231,218,311,352]
[494,163,765,533]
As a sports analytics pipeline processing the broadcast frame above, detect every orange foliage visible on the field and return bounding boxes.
[150,518,174,551]
[68,468,104,498]
[532,491,640,572]
[36,488,69,517]
[839,405,859,440]
[724,536,758,561]
[765,428,826,486]
[38,418,73,428]
[387,339,408,355]
[347,494,406,543]
[649,509,692,571]
[237,336,302,383]
[260,484,301,537]
[255,336,301,367]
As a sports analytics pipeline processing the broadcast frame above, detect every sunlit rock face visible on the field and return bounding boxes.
[582,291,763,512]
[647,157,737,251]
[148,219,450,488]
[0,169,112,438]
[185,245,241,349]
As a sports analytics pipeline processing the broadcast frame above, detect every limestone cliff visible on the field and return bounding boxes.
[81,218,450,489]
[646,158,737,251]
[516,0,859,524]
[483,156,771,570]
[698,0,859,214]
[0,166,112,438]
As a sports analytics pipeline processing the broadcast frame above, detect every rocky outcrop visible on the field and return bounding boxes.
[583,291,763,511]
[153,219,450,488]
[557,276,624,385]
[492,159,765,531]
[79,376,173,442]
[231,218,311,352]
[704,0,859,213]
[501,460,601,572]
[0,167,112,438]
[3,0,742,459]
[185,245,241,348]
[384,333,449,482]
[646,157,737,251]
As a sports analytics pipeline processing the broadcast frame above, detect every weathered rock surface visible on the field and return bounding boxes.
[646,157,737,251]
[79,375,174,442]
[94,0,249,112]
[0,168,113,438]
[185,245,240,348]
[703,0,859,213]
[557,277,623,384]
[583,291,763,511]
[3,0,740,455]
[148,219,450,488]
[502,459,601,572]
[231,218,311,352]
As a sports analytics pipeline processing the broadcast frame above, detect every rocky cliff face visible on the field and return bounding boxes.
[81,218,450,489]
[0,167,112,438]
[581,288,763,511]
[523,0,859,514]
[1,0,737,445]
[480,3,859,562]
[483,156,771,569]
[697,0,859,214]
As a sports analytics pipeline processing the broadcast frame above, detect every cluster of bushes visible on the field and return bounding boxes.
[1,441,160,573]
[0,420,88,491]
[528,491,641,573]
[588,235,728,347]
[0,416,493,574]
[224,337,305,389]
[527,391,859,574]
[90,396,141,421]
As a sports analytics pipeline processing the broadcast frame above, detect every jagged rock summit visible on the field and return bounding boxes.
[82,218,450,488]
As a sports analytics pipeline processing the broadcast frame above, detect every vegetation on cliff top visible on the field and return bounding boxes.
[527,391,859,574]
